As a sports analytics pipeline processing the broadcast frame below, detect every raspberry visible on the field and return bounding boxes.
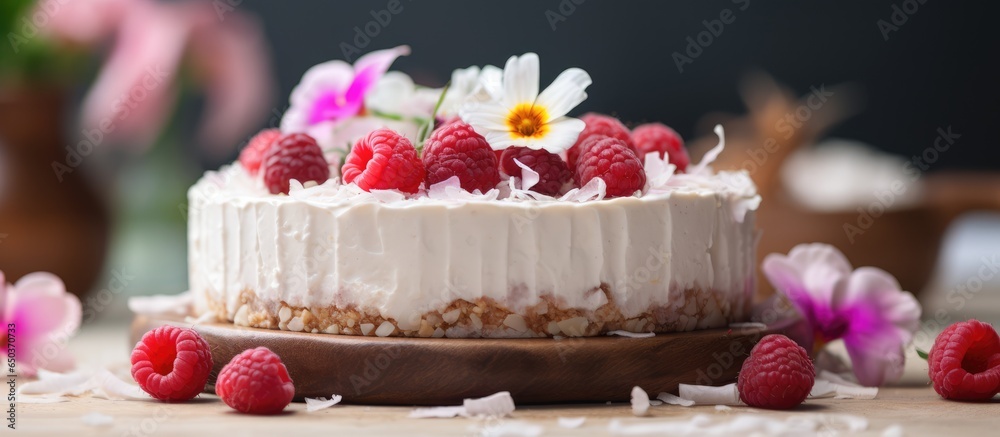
[261,133,331,194]
[500,147,572,196]
[928,319,1000,401]
[239,129,281,176]
[631,123,689,172]
[422,121,500,193]
[737,334,815,410]
[130,326,213,402]
[573,136,646,198]
[567,113,635,169]
[215,347,295,415]
[342,128,425,194]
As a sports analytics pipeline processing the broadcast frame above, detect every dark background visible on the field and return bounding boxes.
[233,0,998,171]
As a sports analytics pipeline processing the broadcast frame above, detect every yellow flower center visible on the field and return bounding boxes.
[506,103,549,139]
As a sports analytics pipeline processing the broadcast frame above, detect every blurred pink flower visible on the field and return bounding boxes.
[1,271,82,377]
[39,0,131,46]
[763,243,921,386]
[280,45,410,150]
[76,0,274,153]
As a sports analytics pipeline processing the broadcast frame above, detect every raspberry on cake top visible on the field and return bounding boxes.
[188,47,761,338]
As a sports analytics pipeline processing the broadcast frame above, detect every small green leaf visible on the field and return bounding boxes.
[417,82,451,152]
[916,347,929,361]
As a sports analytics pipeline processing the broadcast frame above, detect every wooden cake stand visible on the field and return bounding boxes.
[130,315,791,405]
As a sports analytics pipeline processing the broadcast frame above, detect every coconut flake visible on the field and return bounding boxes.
[809,371,878,400]
[127,292,193,317]
[409,391,515,419]
[689,124,725,176]
[630,386,650,416]
[678,383,741,405]
[513,158,540,192]
[714,405,732,412]
[428,176,500,201]
[643,152,677,192]
[607,330,655,339]
[18,370,91,396]
[558,417,586,428]
[559,177,606,202]
[881,424,905,437]
[91,369,151,400]
[656,392,695,407]
[464,391,515,417]
[81,412,114,426]
[305,394,343,412]
[369,189,407,203]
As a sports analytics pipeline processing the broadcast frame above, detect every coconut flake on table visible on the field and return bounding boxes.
[608,413,868,436]
[305,394,343,412]
[81,412,114,426]
[630,386,651,416]
[656,392,695,407]
[127,292,193,317]
[557,417,586,428]
[409,391,515,419]
[607,330,655,339]
[18,369,149,401]
[678,383,742,406]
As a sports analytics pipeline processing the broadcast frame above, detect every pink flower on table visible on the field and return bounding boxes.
[763,243,921,387]
[280,45,411,151]
[1,271,82,377]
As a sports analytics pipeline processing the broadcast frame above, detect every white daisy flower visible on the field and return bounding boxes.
[459,53,592,153]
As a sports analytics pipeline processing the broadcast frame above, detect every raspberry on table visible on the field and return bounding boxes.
[573,136,646,198]
[215,347,296,415]
[928,319,1000,401]
[737,334,815,410]
[422,121,500,193]
[500,146,572,196]
[239,129,281,176]
[261,133,331,194]
[631,123,689,172]
[130,325,213,402]
[342,128,425,194]
[567,113,635,169]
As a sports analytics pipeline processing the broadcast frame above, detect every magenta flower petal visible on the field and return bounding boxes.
[281,46,410,150]
[762,243,921,387]
[3,272,82,377]
[838,267,921,386]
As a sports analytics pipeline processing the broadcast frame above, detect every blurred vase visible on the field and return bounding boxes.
[0,87,109,298]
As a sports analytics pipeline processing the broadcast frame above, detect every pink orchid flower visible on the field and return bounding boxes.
[763,243,921,386]
[1,271,82,377]
[280,45,411,150]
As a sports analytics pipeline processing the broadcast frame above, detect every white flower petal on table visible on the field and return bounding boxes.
[535,68,591,120]
[502,53,540,107]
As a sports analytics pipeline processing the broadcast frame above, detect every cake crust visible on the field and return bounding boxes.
[205,284,750,338]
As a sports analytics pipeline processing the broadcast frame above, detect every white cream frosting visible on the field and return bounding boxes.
[188,151,760,331]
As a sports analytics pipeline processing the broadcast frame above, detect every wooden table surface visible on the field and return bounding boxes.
[17,321,1000,436]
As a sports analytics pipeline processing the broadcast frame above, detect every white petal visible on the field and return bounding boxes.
[536,68,591,119]
[502,53,539,106]
[483,130,520,151]
[461,102,512,132]
[532,117,585,154]
[476,65,504,101]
